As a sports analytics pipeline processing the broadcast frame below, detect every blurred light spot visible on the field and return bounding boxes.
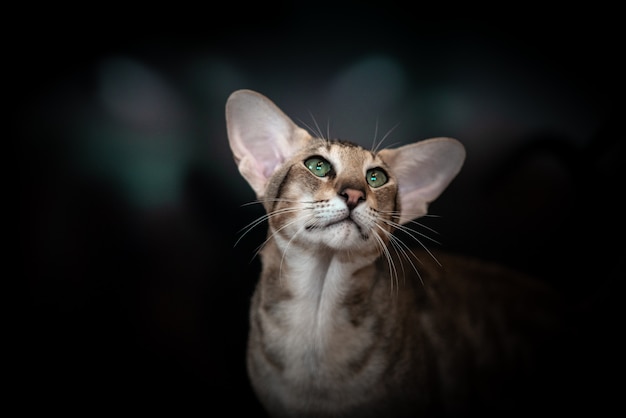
[74,57,193,209]
[99,57,187,133]
[184,56,247,105]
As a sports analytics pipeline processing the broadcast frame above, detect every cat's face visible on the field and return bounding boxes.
[226,89,465,253]
[264,140,399,251]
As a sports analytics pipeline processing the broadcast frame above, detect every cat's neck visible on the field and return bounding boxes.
[266,233,380,293]
[256,233,394,385]
[259,233,383,331]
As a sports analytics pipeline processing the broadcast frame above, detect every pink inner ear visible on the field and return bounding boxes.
[263,160,280,178]
[378,138,465,224]
[251,142,287,180]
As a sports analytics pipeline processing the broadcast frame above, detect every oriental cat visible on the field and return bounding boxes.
[225,90,572,417]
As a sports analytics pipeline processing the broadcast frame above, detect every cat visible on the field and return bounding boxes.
[225,89,575,417]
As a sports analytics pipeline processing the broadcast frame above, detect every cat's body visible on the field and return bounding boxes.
[226,90,571,417]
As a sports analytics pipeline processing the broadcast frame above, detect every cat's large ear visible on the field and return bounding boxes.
[378,137,465,224]
[226,89,311,198]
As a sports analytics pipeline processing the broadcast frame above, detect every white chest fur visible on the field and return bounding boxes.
[255,240,384,393]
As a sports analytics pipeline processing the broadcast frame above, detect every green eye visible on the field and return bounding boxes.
[366,168,388,188]
[304,157,332,177]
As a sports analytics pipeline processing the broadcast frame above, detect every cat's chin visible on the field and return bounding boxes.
[305,219,371,250]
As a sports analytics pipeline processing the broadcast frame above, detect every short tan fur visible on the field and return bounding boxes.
[226,89,569,418]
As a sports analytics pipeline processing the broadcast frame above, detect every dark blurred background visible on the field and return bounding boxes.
[17,3,623,414]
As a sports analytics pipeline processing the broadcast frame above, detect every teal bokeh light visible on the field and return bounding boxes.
[73,57,192,209]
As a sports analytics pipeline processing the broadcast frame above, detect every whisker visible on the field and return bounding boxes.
[371,116,380,152]
[374,222,425,287]
[326,118,331,141]
[252,211,314,264]
[402,217,442,235]
[376,214,443,268]
[239,197,315,211]
[297,117,320,139]
[377,212,442,246]
[372,225,399,295]
[311,112,325,140]
[372,122,401,153]
[239,200,264,207]
[234,206,301,248]
[297,112,329,141]
[388,232,426,285]
[394,222,442,246]
[235,199,316,251]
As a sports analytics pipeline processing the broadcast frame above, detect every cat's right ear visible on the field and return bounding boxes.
[226,90,311,198]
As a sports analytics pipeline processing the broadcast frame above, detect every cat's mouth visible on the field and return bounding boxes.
[306,216,363,234]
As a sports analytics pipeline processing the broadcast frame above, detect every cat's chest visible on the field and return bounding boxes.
[261,295,381,395]
[257,251,382,380]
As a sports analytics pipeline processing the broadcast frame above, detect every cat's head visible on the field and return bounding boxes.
[226,89,465,251]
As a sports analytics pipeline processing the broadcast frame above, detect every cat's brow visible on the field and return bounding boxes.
[318,139,378,161]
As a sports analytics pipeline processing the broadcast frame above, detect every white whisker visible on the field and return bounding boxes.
[376,212,443,268]
[374,222,425,288]
[371,116,380,152]
[326,118,331,141]
[253,210,315,265]
[378,211,443,245]
[235,206,304,248]
[392,221,442,247]
[372,122,401,153]
[388,232,425,285]
[371,226,398,294]
[297,112,330,141]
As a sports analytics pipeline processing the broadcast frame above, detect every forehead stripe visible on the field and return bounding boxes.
[271,165,293,212]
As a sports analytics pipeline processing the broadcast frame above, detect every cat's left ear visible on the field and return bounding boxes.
[378,137,465,224]
[226,89,311,198]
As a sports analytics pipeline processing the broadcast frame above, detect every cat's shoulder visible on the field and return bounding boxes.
[404,248,564,312]
[413,249,549,289]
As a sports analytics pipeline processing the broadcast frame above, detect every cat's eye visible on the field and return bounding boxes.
[304,157,332,177]
[366,168,388,188]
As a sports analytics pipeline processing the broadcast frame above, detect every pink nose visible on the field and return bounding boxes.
[341,188,365,210]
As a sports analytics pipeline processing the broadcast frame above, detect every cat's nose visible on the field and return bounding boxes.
[340,188,365,210]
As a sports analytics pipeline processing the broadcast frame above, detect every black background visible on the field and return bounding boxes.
[17,3,623,415]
